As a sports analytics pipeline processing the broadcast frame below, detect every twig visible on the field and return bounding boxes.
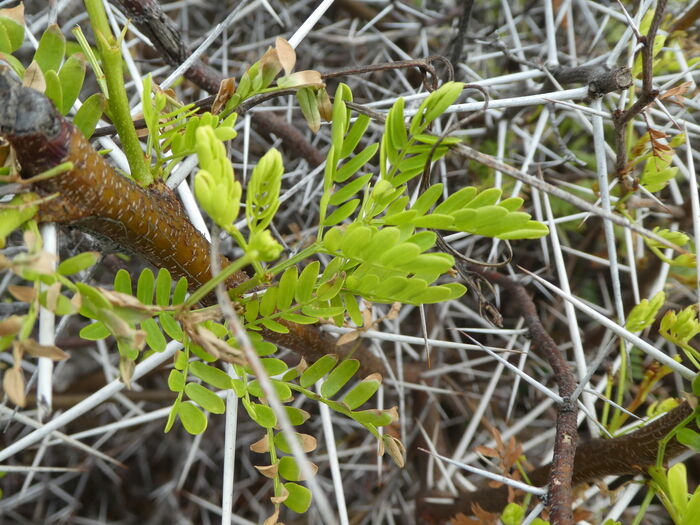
[448,0,475,74]
[612,0,669,183]
[112,0,326,167]
[468,266,578,524]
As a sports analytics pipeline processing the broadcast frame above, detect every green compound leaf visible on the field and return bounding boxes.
[410,81,464,135]
[114,269,132,295]
[259,287,278,317]
[343,373,382,410]
[185,382,225,414]
[172,276,189,305]
[667,462,688,517]
[351,408,395,427]
[246,148,283,232]
[190,361,232,390]
[178,402,208,434]
[260,318,289,333]
[243,399,277,428]
[324,199,360,226]
[329,174,372,207]
[258,357,289,376]
[159,312,183,341]
[321,359,360,398]
[334,144,378,183]
[57,251,100,276]
[300,354,338,387]
[340,114,371,159]
[44,70,63,113]
[296,261,320,304]
[283,482,312,514]
[247,379,292,402]
[276,266,298,311]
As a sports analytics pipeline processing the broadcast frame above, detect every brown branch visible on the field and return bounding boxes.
[612,0,668,183]
[448,0,475,75]
[112,0,326,167]
[419,400,695,520]
[670,0,700,33]
[468,266,578,524]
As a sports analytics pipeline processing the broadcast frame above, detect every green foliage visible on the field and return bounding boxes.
[626,291,665,332]
[0,194,39,249]
[648,462,700,525]
[645,228,697,268]
[193,125,242,229]
[659,305,700,369]
[0,6,25,54]
[0,26,558,521]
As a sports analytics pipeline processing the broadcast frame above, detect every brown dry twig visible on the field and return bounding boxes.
[612,0,669,185]
[113,0,326,167]
[467,266,578,523]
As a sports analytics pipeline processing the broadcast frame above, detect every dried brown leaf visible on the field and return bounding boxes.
[8,284,35,302]
[211,77,236,115]
[470,503,499,524]
[20,338,69,360]
[449,513,483,525]
[70,292,82,311]
[298,433,317,453]
[0,315,23,336]
[263,507,281,525]
[23,61,46,92]
[0,3,24,24]
[659,81,692,102]
[383,434,405,468]
[270,485,289,504]
[275,37,296,76]
[475,445,499,458]
[317,88,332,122]
[255,463,279,479]
[119,357,135,388]
[278,70,324,89]
[4,366,26,407]
[45,281,61,312]
[336,330,359,346]
[250,434,270,453]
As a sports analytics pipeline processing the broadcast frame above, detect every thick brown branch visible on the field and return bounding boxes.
[420,400,695,520]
